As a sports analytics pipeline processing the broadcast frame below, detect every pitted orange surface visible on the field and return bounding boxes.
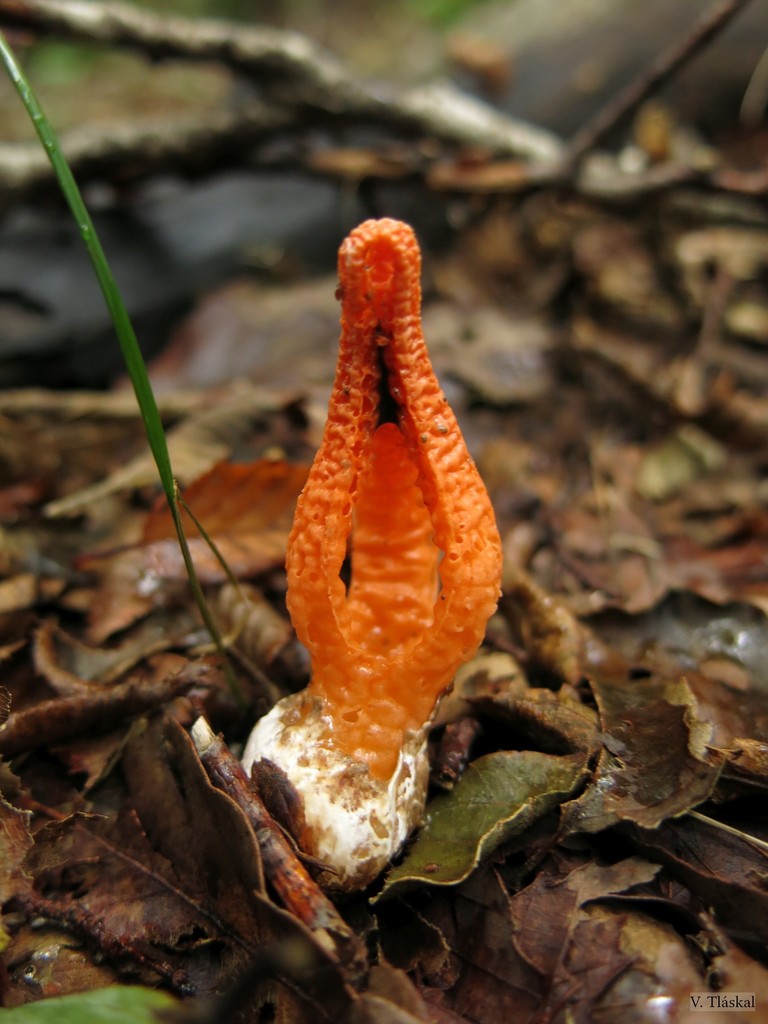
[286,218,502,780]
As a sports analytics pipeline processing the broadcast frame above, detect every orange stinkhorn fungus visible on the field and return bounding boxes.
[242,218,502,889]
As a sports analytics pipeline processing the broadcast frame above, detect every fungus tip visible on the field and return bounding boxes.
[242,218,502,891]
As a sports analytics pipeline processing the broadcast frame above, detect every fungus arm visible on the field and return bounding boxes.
[243,218,502,889]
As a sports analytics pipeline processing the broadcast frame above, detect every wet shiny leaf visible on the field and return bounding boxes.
[381,751,589,895]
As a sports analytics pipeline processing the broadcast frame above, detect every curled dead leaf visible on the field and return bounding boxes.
[562,649,724,835]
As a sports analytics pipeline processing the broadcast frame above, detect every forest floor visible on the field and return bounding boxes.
[1,2,768,1023]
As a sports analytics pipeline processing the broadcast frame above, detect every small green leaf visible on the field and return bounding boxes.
[380,750,588,896]
[1,986,179,1024]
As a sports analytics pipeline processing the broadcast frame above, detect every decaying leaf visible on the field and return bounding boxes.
[141,458,308,544]
[44,384,289,517]
[118,529,291,586]
[423,303,555,406]
[3,714,355,1016]
[381,751,589,895]
[635,424,727,502]
[508,854,662,977]
[410,865,542,1022]
[680,917,768,1024]
[442,651,600,758]
[441,651,529,716]
[588,593,768,770]
[214,581,306,685]
[397,848,743,1023]
[82,459,308,642]
[0,655,213,758]
[376,900,452,979]
[0,788,33,929]
[505,854,708,1023]
[5,26,768,1016]
[628,813,768,949]
[590,591,768,685]
[2,925,124,1006]
[149,275,341,393]
[350,961,435,1024]
[33,616,198,696]
[502,572,585,686]
[0,576,39,616]
[727,738,768,787]
[22,808,213,959]
[562,647,724,834]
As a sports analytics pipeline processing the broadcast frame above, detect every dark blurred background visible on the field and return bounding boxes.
[0,0,765,387]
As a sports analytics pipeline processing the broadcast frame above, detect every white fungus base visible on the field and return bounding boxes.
[242,692,429,891]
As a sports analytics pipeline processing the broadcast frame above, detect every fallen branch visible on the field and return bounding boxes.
[191,716,364,974]
[0,101,289,208]
[0,0,562,163]
[0,0,762,210]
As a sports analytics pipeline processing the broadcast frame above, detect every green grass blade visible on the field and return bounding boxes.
[0,31,243,705]
[178,488,244,592]
[0,32,173,492]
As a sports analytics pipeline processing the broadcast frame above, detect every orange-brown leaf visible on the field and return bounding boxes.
[142,459,308,542]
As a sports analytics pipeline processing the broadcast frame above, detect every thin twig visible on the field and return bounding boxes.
[564,0,756,168]
[689,810,768,855]
[190,716,365,976]
[0,1,762,216]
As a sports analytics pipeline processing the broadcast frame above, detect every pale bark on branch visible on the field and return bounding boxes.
[0,0,562,161]
[0,0,761,207]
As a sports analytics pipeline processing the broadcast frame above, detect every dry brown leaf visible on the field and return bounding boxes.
[52,728,133,793]
[33,615,198,696]
[124,530,291,584]
[628,814,768,949]
[1,925,123,1006]
[727,738,768,786]
[149,276,340,393]
[0,655,211,757]
[0,575,40,616]
[442,651,600,758]
[0,791,33,909]
[423,303,554,406]
[24,806,211,953]
[142,458,307,542]
[419,866,542,1023]
[502,571,585,686]
[562,647,724,834]
[353,961,434,1023]
[44,384,287,517]
[82,459,308,641]
[5,714,356,1013]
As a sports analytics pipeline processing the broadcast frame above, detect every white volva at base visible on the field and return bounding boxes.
[241,691,429,891]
